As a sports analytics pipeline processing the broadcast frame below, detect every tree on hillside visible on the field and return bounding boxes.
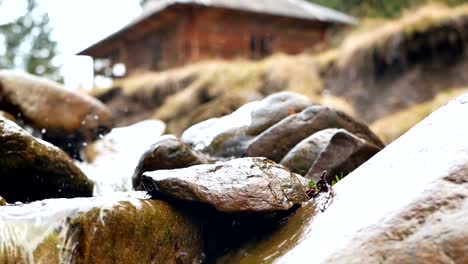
[0,0,60,81]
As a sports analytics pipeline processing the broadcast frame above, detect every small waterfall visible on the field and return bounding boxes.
[76,120,166,196]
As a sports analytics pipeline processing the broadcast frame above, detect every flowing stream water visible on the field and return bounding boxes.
[0,120,167,263]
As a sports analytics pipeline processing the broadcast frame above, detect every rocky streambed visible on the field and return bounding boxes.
[0,70,466,263]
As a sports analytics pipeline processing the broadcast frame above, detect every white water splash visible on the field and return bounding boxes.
[0,192,148,264]
[77,120,166,196]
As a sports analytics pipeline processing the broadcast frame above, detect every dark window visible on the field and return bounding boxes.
[259,36,271,57]
[250,36,257,59]
[250,35,272,60]
[152,37,161,70]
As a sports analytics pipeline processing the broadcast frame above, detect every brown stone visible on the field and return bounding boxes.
[246,91,312,136]
[0,116,93,203]
[0,70,113,153]
[0,110,16,122]
[180,91,262,134]
[305,129,382,182]
[325,172,468,264]
[181,101,258,157]
[133,135,210,188]
[181,92,312,157]
[0,193,204,264]
[138,157,309,213]
[246,105,384,162]
[280,128,338,176]
[218,93,468,263]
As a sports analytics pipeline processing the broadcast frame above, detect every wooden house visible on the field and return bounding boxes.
[78,0,355,77]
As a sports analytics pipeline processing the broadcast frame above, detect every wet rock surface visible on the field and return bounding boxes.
[138,157,309,213]
[181,92,312,157]
[181,101,259,157]
[0,192,204,264]
[0,196,5,206]
[0,83,388,264]
[78,120,166,195]
[304,129,382,182]
[280,128,340,176]
[219,93,468,263]
[0,116,93,203]
[0,110,16,122]
[132,135,210,188]
[0,70,113,155]
[245,92,312,135]
[170,91,262,135]
[246,105,384,162]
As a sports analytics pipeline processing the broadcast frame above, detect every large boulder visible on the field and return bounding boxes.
[0,116,93,203]
[181,92,311,157]
[78,120,166,195]
[137,157,309,213]
[0,192,204,264]
[246,106,384,162]
[132,135,210,188]
[0,70,113,154]
[219,93,468,263]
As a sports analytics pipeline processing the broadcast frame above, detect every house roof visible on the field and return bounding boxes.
[141,0,357,24]
[78,0,356,56]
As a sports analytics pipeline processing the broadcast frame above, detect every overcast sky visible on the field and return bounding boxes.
[0,0,143,55]
[46,0,142,55]
[0,0,144,88]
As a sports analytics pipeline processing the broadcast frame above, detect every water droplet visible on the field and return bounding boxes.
[82,142,88,147]
[41,128,47,134]
[93,115,99,120]
[81,120,87,125]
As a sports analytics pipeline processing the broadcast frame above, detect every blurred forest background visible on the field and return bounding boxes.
[0,0,59,80]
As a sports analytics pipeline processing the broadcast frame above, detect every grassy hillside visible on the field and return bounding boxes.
[311,0,468,17]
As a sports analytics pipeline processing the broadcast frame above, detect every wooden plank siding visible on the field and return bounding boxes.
[90,4,331,76]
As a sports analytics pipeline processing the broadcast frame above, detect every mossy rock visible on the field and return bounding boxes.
[0,116,94,203]
[0,194,204,264]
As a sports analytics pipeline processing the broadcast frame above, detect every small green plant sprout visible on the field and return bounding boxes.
[308,180,316,189]
[331,172,346,185]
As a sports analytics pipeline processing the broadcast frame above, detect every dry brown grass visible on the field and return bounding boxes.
[338,3,468,68]
[371,88,468,144]
[150,54,329,133]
